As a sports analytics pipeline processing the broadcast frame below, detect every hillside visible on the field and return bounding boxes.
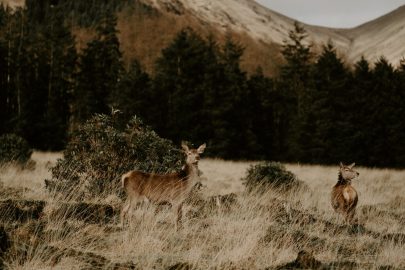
[0,0,23,8]
[340,5,405,64]
[2,0,405,74]
[139,0,405,68]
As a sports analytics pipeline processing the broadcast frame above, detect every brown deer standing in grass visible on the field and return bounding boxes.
[120,142,206,228]
[331,162,359,223]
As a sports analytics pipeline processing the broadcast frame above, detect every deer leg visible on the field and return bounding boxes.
[216,196,222,215]
[120,198,132,227]
[176,202,184,230]
[347,208,356,224]
[155,201,172,215]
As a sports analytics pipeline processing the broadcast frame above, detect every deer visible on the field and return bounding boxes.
[120,142,206,228]
[331,162,359,224]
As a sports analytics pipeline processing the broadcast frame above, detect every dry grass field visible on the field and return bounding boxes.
[1,152,405,269]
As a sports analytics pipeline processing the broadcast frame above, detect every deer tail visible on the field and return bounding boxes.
[121,172,130,189]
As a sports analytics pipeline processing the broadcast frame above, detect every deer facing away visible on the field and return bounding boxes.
[331,162,359,223]
[120,142,206,228]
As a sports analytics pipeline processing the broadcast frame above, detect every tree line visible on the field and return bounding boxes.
[1,1,405,167]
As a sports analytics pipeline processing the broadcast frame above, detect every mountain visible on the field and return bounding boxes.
[339,5,405,64]
[142,0,405,66]
[0,0,24,8]
[2,0,405,74]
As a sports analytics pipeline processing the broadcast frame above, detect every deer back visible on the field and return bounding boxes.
[122,169,194,203]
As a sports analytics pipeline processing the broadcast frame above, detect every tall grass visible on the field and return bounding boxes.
[0,153,404,269]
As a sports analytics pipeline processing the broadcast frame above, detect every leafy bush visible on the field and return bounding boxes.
[45,114,183,199]
[242,161,301,193]
[0,134,33,166]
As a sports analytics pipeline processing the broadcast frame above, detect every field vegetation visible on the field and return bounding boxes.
[1,152,404,269]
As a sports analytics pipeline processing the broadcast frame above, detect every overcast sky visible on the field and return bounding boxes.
[256,0,405,28]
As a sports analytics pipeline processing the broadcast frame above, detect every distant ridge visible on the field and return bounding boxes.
[2,0,405,74]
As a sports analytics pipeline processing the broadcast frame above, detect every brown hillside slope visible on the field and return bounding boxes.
[3,0,405,74]
[114,2,283,75]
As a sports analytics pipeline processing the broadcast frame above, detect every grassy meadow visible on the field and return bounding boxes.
[0,152,404,269]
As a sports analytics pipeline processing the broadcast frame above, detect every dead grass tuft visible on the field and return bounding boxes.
[0,153,404,269]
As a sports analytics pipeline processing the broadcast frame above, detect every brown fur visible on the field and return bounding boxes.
[331,163,359,223]
[121,164,197,203]
[120,143,206,228]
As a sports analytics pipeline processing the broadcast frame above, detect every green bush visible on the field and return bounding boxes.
[45,114,183,199]
[242,161,301,193]
[0,134,33,166]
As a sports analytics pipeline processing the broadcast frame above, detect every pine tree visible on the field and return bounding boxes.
[310,42,350,164]
[74,10,123,125]
[9,8,37,144]
[112,59,151,127]
[395,59,405,166]
[153,28,210,145]
[277,21,313,161]
[247,67,275,159]
[368,57,402,166]
[40,4,77,149]
[1,2,77,150]
[350,57,373,164]
[212,34,253,158]
[0,5,10,135]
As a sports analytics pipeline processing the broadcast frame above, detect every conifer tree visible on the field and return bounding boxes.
[311,42,350,163]
[350,57,373,164]
[0,5,9,135]
[395,59,405,166]
[112,59,151,127]
[40,4,77,149]
[74,10,123,125]
[212,34,253,158]
[278,21,313,161]
[368,57,402,166]
[247,67,275,159]
[3,2,77,149]
[153,28,210,144]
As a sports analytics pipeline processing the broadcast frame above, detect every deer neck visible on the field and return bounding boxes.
[337,172,351,185]
[181,163,199,184]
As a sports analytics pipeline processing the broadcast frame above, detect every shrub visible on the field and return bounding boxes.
[0,134,33,166]
[45,114,183,199]
[242,161,301,193]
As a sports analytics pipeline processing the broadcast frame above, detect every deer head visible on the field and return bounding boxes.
[339,162,359,182]
[182,142,206,165]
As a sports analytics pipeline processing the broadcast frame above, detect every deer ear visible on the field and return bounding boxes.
[181,142,189,152]
[197,143,206,154]
[349,162,356,168]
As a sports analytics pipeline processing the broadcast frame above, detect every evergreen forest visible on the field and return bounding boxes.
[1,0,405,167]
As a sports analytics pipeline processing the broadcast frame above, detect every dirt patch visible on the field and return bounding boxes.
[166,262,192,270]
[320,220,372,237]
[0,226,10,270]
[275,250,322,269]
[382,233,405,245]
[273,250,385,270]
[185,193,239,220]
[48,202,119,224]
[0,220,47,266]
[360,205,403,223]
[0,199,45,223]
[0,186,31,199]
[0,226,10,254]
[262,225,326,253]
[269,202,318,227]
[47,246,137,269]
